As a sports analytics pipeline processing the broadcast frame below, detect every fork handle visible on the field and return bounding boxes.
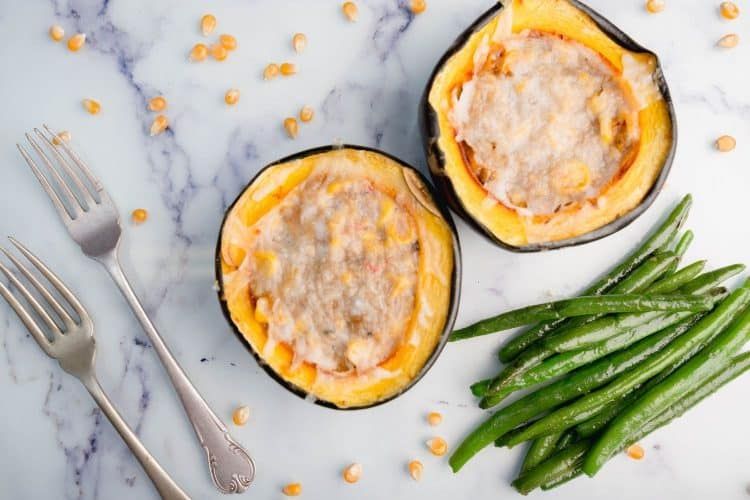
[99,251,255,494]
[81,376,191,500]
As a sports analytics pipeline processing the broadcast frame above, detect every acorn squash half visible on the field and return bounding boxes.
[421,0,676,251]
[216,146,461,409]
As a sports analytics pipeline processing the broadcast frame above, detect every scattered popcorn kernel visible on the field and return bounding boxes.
[411,0,427,14]
[292,33,307,53]
[149,115,169,136]
[342,463,362,484]
[131,208,148,224]
[342,2,359,21]
[645,0,665,13]
[299,105,314,122]
[280,62,296,76]
[67,33,86,52]
[210,43,228,61]
[52,130,71,145]
[427,411,443,426]
[720,1,739,19]
[426,437,448,456]
[284,117,299,139]
[200,14,217,36]
[49,25,65,42]
[626,444,645,460]
[264,63,280,80]
[718,33,739,47]
[232,405,250,426]
[82,98,101,115]
[716,135,736,152]
[189,43,209,62]
[282,483,302,496]
[408,460,423,481]
[148,96,167,112]
[225,88,240,106]
[219,34,237,51]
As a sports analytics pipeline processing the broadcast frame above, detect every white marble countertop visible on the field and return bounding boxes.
[1,1,749,499]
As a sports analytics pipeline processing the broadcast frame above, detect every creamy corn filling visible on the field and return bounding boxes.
[450,30,640,215]
[245,172,419,374]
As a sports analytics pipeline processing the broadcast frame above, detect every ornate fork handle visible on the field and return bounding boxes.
[99,250,255,494]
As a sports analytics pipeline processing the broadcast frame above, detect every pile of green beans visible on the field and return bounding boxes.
[447,195,750,494]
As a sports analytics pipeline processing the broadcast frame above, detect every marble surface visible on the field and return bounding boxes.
[1,0,749,499]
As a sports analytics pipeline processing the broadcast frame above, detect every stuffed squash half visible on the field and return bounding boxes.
[216,146,460,409]
[421,0,676,251]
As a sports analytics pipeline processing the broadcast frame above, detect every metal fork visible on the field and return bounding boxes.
[17,126,255,494]
[0,238,190,500]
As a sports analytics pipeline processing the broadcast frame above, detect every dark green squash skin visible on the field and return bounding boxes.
[215,145,462,410]
[419,0,677,252]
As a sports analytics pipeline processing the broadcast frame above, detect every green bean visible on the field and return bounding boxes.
[497,195,692,361]
[495,416,575,450]
[680,264,746,294]
[625,351,750,441]
[498,320,564,364]
[479,386,516,408]
[545,310,676,352]
[470,378,491,397]
[533,290,725,385]
[580,293,742,435]
[546,352,750,487]
[575,367,673,439]
[521,432,563,474]
[486,262,733,404]
[673,229,694,257]
[512,440,591,495]
[481,294,724,409]
[504,284,750,447]
[584,286,750,475]
[546,269,743,352]
[648,260,706,294]
[490,304,723,414]
[450,308,703,471]
[608,252,678,294]
[485,255,687,401]
[547,262,734,351]
[497,251,677,361]
[575,392,638,439]
[485,267,737,405]
[495,421,535,448]
[543,265,745,353]
[451,293,711,341]
[541,468,582,491]
[554,431,575,451]
[483,344,554,406]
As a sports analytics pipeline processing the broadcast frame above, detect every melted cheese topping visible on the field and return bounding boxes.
[450,30,640,216]
[244,172,419,375]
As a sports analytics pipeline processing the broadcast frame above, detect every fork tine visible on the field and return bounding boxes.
[0,247,76,328]
[17,143,74,222]
[8,237,87,318]
[43,124,104,194]
[24,133,84,217]
[0,258,63,338]
[34,128,98,208]
[0,280,54,356]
